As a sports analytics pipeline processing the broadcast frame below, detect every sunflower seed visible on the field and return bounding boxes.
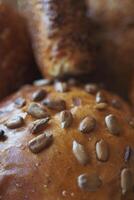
[124,146,131,162]
[32,89,46,101]
[96,140,109,162]
[85,84,99,94]
[96,91,107,103]
[15,97,26,108]
[54,82,68,92]
[94,103,108,111]
[79,116,96,134]
[72,141,89,165]
[43,99,66,111]
[28,133,53,154]
[60,110,73,128]
[30,117,50,134]
[105,114,121,135]
[121,168,133,195]
[27,103,50,119]
[33,79,52,86]
[77,173,102,192]
[6,116,24,129]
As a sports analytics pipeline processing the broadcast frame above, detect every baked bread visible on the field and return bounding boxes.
[130,78,134,107]
[1,0,17,7]
[0,3,39,99]
[87,0,134,98]
[18,0,95,78]
[0,80,134,200]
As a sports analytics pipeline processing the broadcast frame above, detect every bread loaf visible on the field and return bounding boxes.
[0,80,134,199]
[87,0,134,98]
[0,3,39,99]
[18,0,95,78]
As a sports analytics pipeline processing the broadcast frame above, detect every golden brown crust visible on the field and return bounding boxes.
[0,80,134,200]
[0,3,39,99]
[19,0,95,78]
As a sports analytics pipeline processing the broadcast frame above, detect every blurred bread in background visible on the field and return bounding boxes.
[18,0,95,78]
[0,2,40,99]
[1,0,134,101]
[130,78,134,107]
[87,0,134,98]
[0,0,17,7]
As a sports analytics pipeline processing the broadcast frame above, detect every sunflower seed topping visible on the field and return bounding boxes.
[121,168,133,195]
[32,89,46,101]
[27,103,50,119]
[30,117,50,134]
[33,79,52,86]
[124,146,131,162]
[60,110,73,128]
[54,82,68,92]
[43,99,66,111]
[94,103,108,111]
[77,173,102,192]
[96,140,109,162]
[105,114,121,135]
[73,141,89,165]
[96,91,107,103]
[79,116,96,134]
[28,133,53,154]
[15,97,26,108]
[6,116,24,129]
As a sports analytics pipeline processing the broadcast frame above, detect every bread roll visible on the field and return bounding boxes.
[130,78,134,107]
[1,0,17,7]
[0,80,134,200]
[18,0,95,78]
[0,3,39,99]
[87,0,134,98]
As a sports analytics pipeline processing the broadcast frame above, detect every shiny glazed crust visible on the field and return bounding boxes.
[0,80,134,200]
[0,3,39,99]
[19,0,95,78]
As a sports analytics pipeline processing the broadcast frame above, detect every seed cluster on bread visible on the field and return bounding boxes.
[0,80,134,200]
